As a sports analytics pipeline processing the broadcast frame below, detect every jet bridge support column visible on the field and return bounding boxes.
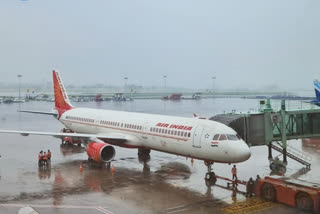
[263,99,274,161]
[263,99,287,174]
[268,143,273,160]
[280,100,288,164]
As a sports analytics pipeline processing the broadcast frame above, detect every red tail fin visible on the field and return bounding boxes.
[53,70,73,113]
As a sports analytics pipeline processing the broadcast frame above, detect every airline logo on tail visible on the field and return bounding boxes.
[53,70,73,114]
[314,79,320,100]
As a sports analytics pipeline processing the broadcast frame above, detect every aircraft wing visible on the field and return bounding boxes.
[0,130,129,144]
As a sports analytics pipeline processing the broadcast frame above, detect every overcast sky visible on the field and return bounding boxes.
[0,0,319,91]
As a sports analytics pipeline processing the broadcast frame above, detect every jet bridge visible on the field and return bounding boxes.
[210,99,320,172]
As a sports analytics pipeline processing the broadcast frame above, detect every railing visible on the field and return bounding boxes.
[273,142,312,169]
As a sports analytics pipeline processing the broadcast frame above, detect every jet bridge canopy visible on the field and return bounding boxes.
[210,100,320,147]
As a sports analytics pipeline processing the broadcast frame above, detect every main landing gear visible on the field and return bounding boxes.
[204,161,217,187]
[138,148,151,177]
[138,148,151,163]
[88,158,104,168]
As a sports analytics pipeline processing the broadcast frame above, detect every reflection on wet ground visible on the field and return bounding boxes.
[0,100,319,213]
[302,138,320,155]
[0,159,221,213]
[60,144,86,157]
[0,158,300,214]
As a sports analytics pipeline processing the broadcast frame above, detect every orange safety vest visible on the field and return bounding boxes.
[38,154,42,160]
[43,154,47,160]
[232,167,237,175]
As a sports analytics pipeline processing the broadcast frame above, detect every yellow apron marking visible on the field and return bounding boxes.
[222,197,278,214]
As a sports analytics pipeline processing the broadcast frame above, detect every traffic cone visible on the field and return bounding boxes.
[79,163,83,172]
[111,165,115,173]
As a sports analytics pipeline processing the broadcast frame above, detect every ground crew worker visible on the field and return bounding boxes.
[43,152,48,166]
[256,175,261,181]
[246,177,255,197]
[47,150,51,161]
[231,165,237,181]
[254,175,261,193]
[38,151,43,166]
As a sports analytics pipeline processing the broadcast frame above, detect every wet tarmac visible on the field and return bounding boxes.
[0,99,319,214]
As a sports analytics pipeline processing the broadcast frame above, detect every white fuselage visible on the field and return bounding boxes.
[59,108,251,163]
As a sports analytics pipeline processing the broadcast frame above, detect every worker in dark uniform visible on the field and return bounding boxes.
[246,177,255,197]
[256,175,261,181]
[231,165,237,181]
[254,175,261,193]
[47,150,51,160]
[47,150,51,166]
[43,152,48,166]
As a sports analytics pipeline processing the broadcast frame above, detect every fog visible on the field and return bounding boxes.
[0,0,319,91]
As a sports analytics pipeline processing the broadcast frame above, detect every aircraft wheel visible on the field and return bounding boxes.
[278,165,286,174]
[204,172,216,186]
[138,148,151,163]
[205,179,211,187]
[269,162,276,171]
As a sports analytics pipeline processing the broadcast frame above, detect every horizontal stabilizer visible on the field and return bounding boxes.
[18,110,58,116]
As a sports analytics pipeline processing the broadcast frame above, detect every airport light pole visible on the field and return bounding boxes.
[211,76,216,93]
[17,74,22,100]
[163,75,167,90]
[124,77,128,89]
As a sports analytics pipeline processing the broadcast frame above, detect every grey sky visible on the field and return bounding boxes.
[0,0,319,91]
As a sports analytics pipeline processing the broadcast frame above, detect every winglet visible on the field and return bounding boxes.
[53,70,73,115]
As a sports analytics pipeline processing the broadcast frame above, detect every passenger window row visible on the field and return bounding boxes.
[150,127,191,138]
[100,120,142,130]
[124,123,142,130]
[66,116,94,123]
[100,120,120,127]
[212,134,241,141]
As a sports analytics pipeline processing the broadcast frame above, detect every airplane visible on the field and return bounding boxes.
[311,79,320,106]
[0,70,251,186]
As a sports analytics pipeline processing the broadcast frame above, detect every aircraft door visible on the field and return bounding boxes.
[193,126,203,148]
[142,123,149,139]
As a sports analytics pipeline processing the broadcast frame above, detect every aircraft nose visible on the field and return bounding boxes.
[239,141,251,161]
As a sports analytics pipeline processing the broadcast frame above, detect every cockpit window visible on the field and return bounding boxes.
[213,134,220,140]
[227,134,239,141]
[219,134,227,141]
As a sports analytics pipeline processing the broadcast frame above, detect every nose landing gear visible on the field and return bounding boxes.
[204,161,217,187]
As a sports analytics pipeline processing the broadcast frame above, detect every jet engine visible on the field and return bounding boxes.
[86,142,115,163]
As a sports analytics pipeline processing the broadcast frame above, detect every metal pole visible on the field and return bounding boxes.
[280,100,287,163]
[124,77,128,89]
[163,75,167,90]
[268,142,273,159]
[17,74,22,100]
[211,76,216,93]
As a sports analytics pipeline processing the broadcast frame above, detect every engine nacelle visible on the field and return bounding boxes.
[86,142,115,163]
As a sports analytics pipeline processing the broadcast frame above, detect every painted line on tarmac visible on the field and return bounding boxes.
[0,204,97,209]
[96,206,114,214]
[166,208,188,214]
[0,204,114,213]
